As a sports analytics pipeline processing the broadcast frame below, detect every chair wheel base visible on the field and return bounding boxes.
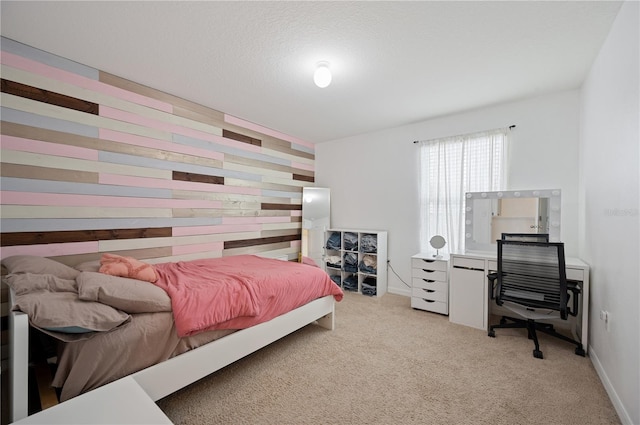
[575,347,586,357]
[533,350,544,359]
[488,329,495,338]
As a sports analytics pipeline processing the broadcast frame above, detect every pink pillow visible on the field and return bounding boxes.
[99,253,157,283]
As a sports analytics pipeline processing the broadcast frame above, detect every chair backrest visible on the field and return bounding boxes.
[496,240,568,319]
[501,233,550,242]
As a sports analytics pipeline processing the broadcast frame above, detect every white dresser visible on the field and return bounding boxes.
[410,253,449,315]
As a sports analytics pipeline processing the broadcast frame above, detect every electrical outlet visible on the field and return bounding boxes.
[600,310,610,331]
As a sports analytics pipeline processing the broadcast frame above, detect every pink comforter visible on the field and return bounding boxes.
[153,255,344,337]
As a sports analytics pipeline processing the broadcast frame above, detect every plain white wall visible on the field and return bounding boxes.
[579,1,639,424]
[316,89,581,296]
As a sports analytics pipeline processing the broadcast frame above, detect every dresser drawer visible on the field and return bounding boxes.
[412,278,448,292]
[411,297,448,315]
[412,286,447,302]
[411,258,448,271]
[412,268,446,281]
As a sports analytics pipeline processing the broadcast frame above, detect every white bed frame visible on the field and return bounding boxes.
[9,290,336,423]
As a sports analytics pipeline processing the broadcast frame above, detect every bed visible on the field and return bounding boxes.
[4,253,344,423]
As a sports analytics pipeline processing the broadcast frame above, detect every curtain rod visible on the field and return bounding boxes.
[412,125,516,144]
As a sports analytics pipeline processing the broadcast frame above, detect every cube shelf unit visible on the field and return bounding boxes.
[324,229,388,297]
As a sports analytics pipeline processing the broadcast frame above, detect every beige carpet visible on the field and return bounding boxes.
[157,291,619,425]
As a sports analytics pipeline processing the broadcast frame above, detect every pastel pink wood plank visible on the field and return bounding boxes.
[1,52,172,112]
[1,135,98,160]
[172,242,224,256]
[222,216,291,224]
[291,161,314,172]
[290,240,302,248]
[0,192,222,209]
[99,129,224,161]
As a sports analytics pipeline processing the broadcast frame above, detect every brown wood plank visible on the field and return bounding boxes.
[173,171,224,185]
[293,174,314,183]
[0,228,172,247]
[261,203,302,211]
[1,121,102,147]
[172,104,226,128]
[261,138,315,160]
[290,168,314,178]
[0,163,99,183]
[222,129,261,147]
[1,79,99,114]
[224,234,301,249]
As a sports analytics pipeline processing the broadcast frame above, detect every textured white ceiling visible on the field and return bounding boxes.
[1,1,623,143]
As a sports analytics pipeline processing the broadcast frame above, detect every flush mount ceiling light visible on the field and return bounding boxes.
[313,61,332,88]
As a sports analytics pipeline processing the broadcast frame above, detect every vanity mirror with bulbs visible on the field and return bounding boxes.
[464,189,561,253]
[448,188,590,356]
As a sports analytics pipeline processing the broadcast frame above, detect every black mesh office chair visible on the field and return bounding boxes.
[501,233,549,242]
[487,240,585,359]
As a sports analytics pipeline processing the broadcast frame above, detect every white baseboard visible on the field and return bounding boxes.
[589,345,634,425]
[387,286,411,297]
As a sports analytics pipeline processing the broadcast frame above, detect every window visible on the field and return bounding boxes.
[418,128,509,253]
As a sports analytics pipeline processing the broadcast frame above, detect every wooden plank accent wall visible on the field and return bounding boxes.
[0,37,315,269]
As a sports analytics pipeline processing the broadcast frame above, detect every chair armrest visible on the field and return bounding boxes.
[567,280,581,317]
[487,272,498,300]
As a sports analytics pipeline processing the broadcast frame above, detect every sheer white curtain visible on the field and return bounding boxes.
[419,128,509,254]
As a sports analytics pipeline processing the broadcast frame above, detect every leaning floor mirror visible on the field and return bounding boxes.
[301,187,331,267]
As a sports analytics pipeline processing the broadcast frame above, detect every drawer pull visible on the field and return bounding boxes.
[421,259,436,263]
[422,289,435,293]
[422,269,435,273]
[421,299,436,303]
[422,279,436,283]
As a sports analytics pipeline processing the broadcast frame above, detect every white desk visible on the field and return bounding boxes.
[449,250,590,353]
[11,376,172,424]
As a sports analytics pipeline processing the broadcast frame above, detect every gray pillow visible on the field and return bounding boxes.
[74,260,101,272]
[13,292,130,335]
[77,272,171,314]
[5,273,77,295]
[2,255,80,280]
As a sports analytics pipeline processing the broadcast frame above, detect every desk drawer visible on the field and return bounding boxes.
[411,258,448,271]
[411,297,448,315]
[412,269,446,281]
[566,268,584,281]
[488,260,497,271]
[412,287,447,302]
[412,278,448,292]
[452,256,485,270]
